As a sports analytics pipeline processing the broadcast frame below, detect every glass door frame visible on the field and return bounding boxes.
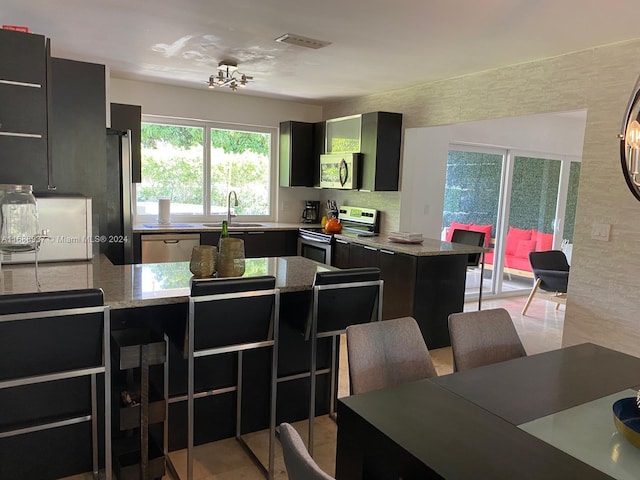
[448,143,581,299]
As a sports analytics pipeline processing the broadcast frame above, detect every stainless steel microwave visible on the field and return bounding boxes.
[319,153,361,189]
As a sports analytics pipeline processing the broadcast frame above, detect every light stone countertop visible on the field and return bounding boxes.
[0,255,334,309]
[133,221,312,233]
[334,233,485,256]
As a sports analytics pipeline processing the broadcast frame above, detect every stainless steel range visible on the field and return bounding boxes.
[298,206,379,265]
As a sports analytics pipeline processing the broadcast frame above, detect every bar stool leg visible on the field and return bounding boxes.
[164,334,170,480]
[329,335,338,421]
[236,351,243,440]
[91,374,98,478]
[104,310,112,480]
[308,298,319,457]
[269,327,278,479]
[187,312,195,480]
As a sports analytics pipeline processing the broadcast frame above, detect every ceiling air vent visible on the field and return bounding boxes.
[275,33,331,49]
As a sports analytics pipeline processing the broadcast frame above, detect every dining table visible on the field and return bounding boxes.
[336,343,640,479]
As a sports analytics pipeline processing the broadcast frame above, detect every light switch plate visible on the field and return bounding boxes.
[591,223,611,241]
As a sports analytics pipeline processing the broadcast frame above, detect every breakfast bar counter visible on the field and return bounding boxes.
[0,255,338,463]
[0,254,333,308]
[334,232,485,257]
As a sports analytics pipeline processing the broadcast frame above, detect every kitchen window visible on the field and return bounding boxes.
[134,117,276,222]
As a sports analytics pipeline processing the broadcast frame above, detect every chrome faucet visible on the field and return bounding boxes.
[227,190,238,225]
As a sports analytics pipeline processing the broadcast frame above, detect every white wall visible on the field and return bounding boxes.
[108,78,323,222]
[400,110,587,238]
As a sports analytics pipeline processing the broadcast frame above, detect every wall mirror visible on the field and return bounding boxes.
[620,75,640,201]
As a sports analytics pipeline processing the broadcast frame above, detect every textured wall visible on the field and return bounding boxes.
[323,39,640,356]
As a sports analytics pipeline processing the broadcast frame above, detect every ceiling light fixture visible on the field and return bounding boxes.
[207,61,253,92]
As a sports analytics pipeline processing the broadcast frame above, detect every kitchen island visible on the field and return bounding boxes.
[0,255,337,478]
[333,233,484,349]
[0,242,478,477]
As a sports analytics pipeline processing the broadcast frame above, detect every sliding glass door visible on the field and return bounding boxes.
[443,147,503,298]
[443,147,581,300]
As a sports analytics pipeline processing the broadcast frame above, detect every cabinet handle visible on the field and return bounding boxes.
[0,131,42,138]
[336,239,348,244]
[0,79,41,88]
[247,231,265,235]
[229,231,244,235]
[163,240,179,244]
[364,246,378,251]
[379,249,395,255]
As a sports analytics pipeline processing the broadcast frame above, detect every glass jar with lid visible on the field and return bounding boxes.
[0,184,38,253]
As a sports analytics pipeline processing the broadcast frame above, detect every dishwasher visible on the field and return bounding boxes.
[141,234,200,263]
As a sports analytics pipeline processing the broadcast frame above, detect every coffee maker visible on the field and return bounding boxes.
[301,200,320,223]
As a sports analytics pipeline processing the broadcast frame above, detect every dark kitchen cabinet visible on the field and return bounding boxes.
[279,121,316,187]
[332,238,350,268]
[347,242,414,319]
[349,242,378,268]
[359,111,403,191]
[111,103,142,183]
[0,28,46,83]
[313,121,325,187]
[201,230,298,258]
[0,28,48,190]
[49,57,106,222]
[333,238,466,348]
[377,247,416,319]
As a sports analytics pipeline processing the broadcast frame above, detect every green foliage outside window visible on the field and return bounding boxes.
[443,151,580,241]
[137,123,271,215]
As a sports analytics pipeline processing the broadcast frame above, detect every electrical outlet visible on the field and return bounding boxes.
[591,223,611,241]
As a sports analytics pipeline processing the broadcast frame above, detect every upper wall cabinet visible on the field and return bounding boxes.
[279,120,315,187]
[0,29,48,190]
[49,57,106,199]
[360,112,403,192]
[110,103,142,182]
[0,28,46,83]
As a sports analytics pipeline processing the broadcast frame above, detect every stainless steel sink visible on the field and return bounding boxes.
[202,222,264,228]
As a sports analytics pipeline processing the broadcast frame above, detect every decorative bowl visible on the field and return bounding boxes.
[612,397,640,449]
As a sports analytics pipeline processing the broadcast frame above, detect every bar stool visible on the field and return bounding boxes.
[0,289,111,480]
[306,267,382,456]
[167,276,280,480]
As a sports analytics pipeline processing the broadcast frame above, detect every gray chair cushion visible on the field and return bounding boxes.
[279,423,334,480]
[448,308,526,371]
[346,316,437,395]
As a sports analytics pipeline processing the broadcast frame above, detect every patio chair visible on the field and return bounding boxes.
[521,250,569,316]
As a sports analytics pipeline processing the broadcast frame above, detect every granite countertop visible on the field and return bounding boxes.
[134,221,313,233]
[0,255,334,309]
[334,232,485,256]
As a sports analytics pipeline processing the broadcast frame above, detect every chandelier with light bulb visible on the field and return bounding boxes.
[207,61,253,91]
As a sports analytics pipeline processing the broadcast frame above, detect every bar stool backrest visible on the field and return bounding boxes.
[188,276,277,351]
[451,229,485,267]
[306,267,382,340]
[0,288,105,381]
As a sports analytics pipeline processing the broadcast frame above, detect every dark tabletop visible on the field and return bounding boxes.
[337,343,640,479]
[432,342,640,424]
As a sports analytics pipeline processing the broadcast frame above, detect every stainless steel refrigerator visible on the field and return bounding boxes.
[105,128,134,264]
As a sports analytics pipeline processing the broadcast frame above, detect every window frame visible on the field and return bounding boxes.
[133,115,277,224]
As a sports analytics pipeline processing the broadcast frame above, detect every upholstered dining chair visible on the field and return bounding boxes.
[346,316,437,395]
[448,308,526,371]
[279,422,334,480]
[521,249,570,316]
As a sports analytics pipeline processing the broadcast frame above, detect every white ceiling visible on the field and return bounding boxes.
[2,0,639,104]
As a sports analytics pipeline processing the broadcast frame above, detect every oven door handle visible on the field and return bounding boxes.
[299,234,331,244]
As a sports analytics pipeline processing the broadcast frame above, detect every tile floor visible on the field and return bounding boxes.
[66,294,564,480]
